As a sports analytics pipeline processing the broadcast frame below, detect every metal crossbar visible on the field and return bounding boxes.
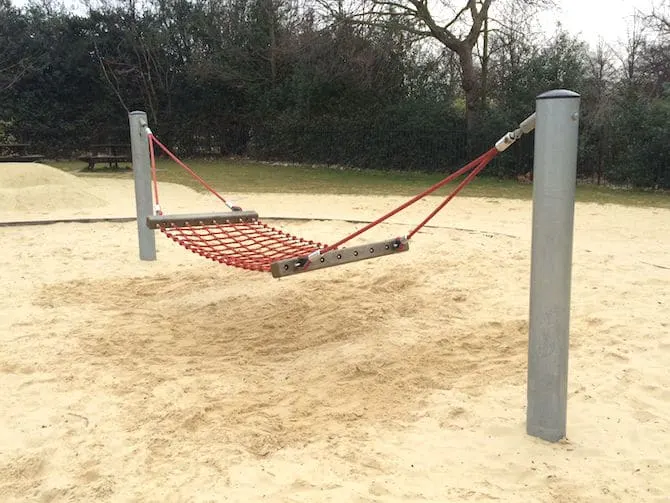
[146,211,259,229]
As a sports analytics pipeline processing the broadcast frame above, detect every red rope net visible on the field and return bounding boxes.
[159,220,323,272]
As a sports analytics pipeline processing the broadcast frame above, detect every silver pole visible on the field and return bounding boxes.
[128,111,157,261]
[527,89,580,442]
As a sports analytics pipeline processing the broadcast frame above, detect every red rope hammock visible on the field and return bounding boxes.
[159,221,323,272]
[146,133,498,272]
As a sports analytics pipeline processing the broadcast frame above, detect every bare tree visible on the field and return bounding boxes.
[317,0,495,134]
[0,0,36,92]
[584,39,616,184]
[318,0,553,136]
[481,0,552,105]
[88,0,184,125]
[0,59,33,92]
[649,0,669,34]
[612,12,648,82]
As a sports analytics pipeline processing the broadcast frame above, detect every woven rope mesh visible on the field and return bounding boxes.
[160,220,325,272]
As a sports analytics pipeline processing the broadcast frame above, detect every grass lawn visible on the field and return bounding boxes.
[48,157,670,209]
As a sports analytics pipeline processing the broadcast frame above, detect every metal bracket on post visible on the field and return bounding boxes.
[526,90,580,442]
[495,112,536,152]
[129,111,157,261]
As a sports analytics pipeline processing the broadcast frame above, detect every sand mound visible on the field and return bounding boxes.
[0,163,109,216]
[0,162,84,189]
[0,162,224,221]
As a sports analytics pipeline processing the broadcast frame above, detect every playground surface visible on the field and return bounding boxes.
[1,162,669,502]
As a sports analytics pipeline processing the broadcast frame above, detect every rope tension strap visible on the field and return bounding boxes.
[143,113,536,276]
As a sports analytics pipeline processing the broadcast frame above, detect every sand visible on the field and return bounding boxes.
[0,162,669,502]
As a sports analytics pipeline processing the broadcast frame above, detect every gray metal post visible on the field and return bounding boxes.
[128,111,157,261]
[527,90,580,442]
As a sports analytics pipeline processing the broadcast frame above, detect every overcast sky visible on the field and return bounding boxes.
[10,0,659,48]
[538,0,656,47]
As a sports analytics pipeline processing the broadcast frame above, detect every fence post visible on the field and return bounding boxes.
[527,89,580,442]
[128,111,156,261]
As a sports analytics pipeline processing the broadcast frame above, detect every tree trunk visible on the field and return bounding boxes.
[481,15,489,109]
[458,47,481,150]
[266,0,277,86]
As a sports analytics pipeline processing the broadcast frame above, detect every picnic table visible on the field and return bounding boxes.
[0,143,44,162]
[78,143,131,170]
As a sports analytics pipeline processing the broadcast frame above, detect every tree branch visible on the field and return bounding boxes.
[93,41,129,113]
[465,0,493,47]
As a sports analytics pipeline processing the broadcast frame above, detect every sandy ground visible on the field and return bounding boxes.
[0,162,669,502]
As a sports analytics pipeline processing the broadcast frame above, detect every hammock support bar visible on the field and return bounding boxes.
[270,236,410,278]
[146,211,259,229]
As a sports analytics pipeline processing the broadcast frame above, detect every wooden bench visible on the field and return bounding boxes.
[0,143,44,163]
[0,154,45,162]
[78,143,131,171]
[78,154,131,171]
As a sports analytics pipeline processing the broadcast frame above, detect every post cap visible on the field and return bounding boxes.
[537,89,580,100]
